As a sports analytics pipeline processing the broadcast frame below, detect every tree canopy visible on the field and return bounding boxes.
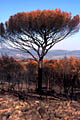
[0,9,79,61]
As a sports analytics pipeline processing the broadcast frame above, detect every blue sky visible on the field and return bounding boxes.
[0,0,80,50]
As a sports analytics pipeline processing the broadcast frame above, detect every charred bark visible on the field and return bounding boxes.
[37,60,43,93]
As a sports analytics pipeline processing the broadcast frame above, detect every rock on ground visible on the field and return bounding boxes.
[0,93,80,120]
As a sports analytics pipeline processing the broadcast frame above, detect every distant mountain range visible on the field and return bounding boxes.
[0,47,80,59]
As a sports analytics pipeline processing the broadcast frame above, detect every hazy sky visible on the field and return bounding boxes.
[0,0,80,50]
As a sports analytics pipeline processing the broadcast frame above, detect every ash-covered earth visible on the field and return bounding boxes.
[0,92,80,120]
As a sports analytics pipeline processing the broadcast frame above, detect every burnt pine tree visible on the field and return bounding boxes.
[0,9,80,92]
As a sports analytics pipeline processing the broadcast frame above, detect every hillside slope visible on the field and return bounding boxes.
[0,47,80,59]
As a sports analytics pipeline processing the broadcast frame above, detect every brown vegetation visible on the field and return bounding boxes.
[0,56,80,100]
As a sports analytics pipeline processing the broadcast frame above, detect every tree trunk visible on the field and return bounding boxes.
[37,60,43,93]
